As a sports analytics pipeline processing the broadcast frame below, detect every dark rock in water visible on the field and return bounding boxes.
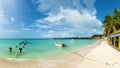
[19,40,30,46]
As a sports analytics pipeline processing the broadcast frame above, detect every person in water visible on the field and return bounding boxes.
[19,48,22,53]
[9,47,12,52]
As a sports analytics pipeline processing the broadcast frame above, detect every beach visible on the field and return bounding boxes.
[0,39,120,68]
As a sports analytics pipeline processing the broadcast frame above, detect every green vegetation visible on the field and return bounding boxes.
[102,9,120,36]
[52,34,103,39]
[90,34,103,39]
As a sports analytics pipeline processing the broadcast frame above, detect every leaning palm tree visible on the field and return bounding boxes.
[102,9,120,36]
[113,9,120,30]
[102,14,116,36]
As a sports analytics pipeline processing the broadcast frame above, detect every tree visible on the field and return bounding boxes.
[113,9,120,30]
[102,9,120,36]
[103,14,116,36]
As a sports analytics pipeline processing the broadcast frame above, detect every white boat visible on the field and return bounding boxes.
[55,42,66,47]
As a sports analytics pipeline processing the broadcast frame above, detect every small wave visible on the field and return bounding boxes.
[7,58,28,61]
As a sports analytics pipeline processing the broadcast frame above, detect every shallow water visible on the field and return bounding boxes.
[0,39,97,59]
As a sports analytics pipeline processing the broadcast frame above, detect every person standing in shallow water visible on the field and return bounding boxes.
[9,47,12,52]
[19,48,22,53]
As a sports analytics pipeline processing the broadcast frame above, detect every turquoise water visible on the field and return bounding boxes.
[0,39,97,59]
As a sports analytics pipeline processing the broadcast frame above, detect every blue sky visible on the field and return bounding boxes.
[0,0,120,38]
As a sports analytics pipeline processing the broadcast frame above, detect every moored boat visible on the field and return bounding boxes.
[55,42,67,47]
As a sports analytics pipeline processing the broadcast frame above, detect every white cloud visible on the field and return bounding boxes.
[36,7,103,37]
[36,0,96,15]
[34,0,103,38]
[0,8,19,38]
[36,24,51,28]
[0,12,9,24]
[39,30,75,38]
[0,0,33,38]
[44,13,64,23]
[33,19,53,29]
[0,0,16,24]
[0,9,15,25]
[0,27,21,38]
[11,17,15,23]
[20,22,31,31]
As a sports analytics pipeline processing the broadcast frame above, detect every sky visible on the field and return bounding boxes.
[0,0,120,38]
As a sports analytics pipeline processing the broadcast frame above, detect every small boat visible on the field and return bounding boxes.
[55,42,67,47]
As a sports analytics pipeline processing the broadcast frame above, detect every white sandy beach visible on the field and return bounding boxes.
[0,39,120,68]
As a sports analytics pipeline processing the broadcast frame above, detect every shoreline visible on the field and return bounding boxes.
[0,39,98,61]
[0,40,98,60]
[1,39,119,68]
[0,39,100,68]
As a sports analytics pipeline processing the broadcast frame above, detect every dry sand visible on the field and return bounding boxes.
[0,39,120,68]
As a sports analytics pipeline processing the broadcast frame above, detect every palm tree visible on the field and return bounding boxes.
[102,14,116,36]
[113,9,120,30]
[102,9,120,36]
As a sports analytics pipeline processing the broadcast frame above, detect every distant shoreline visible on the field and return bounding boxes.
[0,37,100,40]
[0,34,103,40]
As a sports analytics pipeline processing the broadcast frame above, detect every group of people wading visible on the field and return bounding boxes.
[9,40,30,53]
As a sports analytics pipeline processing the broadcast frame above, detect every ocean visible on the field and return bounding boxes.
[0,39,97,59]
